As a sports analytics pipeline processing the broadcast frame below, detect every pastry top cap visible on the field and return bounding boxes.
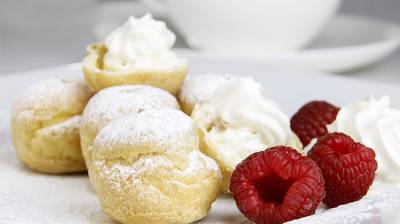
[92,108,198,160]
[12,76,93,115]
[82,85,179,134]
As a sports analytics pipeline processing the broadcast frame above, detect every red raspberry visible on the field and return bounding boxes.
[308,132,377,208]
[290,101,339,146]
[230,147,325,224]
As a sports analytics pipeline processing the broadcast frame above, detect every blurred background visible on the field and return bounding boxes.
[1,0,399,84]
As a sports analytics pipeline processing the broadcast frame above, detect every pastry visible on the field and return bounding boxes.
[178,74,234,115]
[82,14,188,95]
[80,85,179,166]
[191,77,302,192]
[88,108,221,224]
[326,96,400,184]
[11,77,94,173]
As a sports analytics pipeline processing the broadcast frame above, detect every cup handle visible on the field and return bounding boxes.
[140,0,166,16]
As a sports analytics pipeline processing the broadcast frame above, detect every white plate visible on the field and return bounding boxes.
[181,15,400,73]
[1,56,400,224]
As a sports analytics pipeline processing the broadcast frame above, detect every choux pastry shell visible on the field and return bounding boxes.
[11,77,94,173]
[88,108,221,224]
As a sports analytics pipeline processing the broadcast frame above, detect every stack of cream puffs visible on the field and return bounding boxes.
[11,13,302,224]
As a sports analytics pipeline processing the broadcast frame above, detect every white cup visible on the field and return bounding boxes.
[142,0,342,53]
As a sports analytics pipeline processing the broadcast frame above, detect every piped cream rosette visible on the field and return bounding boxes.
[82,14,188,95]
[178,74,234,115]
[192,77,302,192]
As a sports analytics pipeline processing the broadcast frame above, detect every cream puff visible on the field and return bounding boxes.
[80,85,180,166]
[178,74,234,115]
[191,76,302,192]
[88,108,221,224]
[11,77,94,173]
[82,14,188,95]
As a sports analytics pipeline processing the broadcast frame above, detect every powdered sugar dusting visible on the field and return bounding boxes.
[95,155,171,190]
[194,150,221,176]
[179,74,234,107]
[95,150,220,191]
[179,150,221,177]
[91,108,222,191]
[12,76,92,114]
[288,189,400,224]
[82,85,179,133]
[93,108,195,154]
[39,115,81,135]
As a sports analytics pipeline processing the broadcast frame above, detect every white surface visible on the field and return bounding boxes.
[1,56,400,223]
[141,0,341,52]
[182,15,400,73]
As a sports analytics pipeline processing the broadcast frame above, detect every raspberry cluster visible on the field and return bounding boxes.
[230,101,377,224]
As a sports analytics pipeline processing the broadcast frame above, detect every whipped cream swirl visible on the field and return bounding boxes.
[193,77,299,169]
[328,96,400,183]
[103,13,182,71]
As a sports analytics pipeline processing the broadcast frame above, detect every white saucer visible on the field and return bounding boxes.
[1,58,400,223]
[179,14,400,73]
